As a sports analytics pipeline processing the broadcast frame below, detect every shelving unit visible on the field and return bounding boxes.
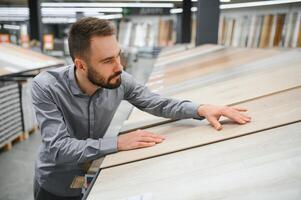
[219,4,301,48]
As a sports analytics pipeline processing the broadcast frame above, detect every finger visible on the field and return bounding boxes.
[242,115,252,122]
[232,106,248,112]
[226,113,247,124]
[137,142,156,149]
[139,136,163,143]
[236,114,252,124]
[237,113,252,122]
[207,116,223,131]
[236,113,251,122]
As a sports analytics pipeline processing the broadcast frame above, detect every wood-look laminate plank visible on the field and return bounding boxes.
[124,55,301,130]
[101,87,301,168]
[155,44,223,67]
[147,48,279,91]
[0,44,64,76]
[0,43,62,62]
[88,122,301,200]
[0,43,63,67]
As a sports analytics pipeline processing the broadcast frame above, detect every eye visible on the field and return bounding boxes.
[103,59,114,64]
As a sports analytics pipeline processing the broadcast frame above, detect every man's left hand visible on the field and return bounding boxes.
[198,104,251,131]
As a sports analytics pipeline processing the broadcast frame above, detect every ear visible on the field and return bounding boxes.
[74,58,87,72]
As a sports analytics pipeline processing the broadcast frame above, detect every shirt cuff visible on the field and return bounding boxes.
[99,137,118,154]
[188,103,205,120]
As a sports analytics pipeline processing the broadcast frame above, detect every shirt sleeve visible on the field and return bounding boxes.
[122,72,204,120]
[31,79,117,165]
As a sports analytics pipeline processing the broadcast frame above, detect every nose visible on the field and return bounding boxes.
[114,59,123,72]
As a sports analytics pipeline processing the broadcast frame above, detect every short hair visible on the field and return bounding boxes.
[68,17,116,61]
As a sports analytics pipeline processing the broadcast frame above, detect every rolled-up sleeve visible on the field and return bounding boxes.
[122,72,204,120]
[31,80,117,165]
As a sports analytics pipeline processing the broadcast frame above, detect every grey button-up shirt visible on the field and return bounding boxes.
[32,65,202,197]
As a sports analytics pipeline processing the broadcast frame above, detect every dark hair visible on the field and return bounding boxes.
[68,17,116,61]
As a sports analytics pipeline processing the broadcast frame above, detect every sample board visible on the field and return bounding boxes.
[124,50,301,131]
[101,87,301,168]
[88,122,301,200]
[0,43,64,76]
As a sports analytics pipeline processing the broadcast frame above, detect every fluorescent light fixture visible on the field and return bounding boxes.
[88,0,197,1]
[191,7,198,12]
[0,7,29,16]
[42,7,122,14]
[220,0,301,9]
[96,14,123,20]
[3,24,20,30]
[170,6,197,14]
[220,0,231,2]
[42,2,174,8]
[170,8,182,14]
[0,7,121,20]
[0,16,28,21]
[42,17,76,24]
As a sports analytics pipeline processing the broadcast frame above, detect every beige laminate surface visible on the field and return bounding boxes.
[147,48,280,91]
[101,87,301,168]
[124,53,301,130]
[0,43,64,76]
[88,122,301,200]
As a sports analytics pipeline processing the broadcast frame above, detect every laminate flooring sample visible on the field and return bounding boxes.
[101,87,301,168]
[124,53,301,130]
[155,44,223,67]
[0,43,64,76]
[147,48,279,91]
[88,122,301,200]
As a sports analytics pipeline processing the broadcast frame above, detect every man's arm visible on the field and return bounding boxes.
[32,80,117,164]
[122,72,251,131]
[123,72,203,120]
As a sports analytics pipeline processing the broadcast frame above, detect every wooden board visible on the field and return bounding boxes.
[124,54,301,130]
[101,87,301,168]
[154,44,223,67]
[147,48,280,91]
[0,43,64,76]
[88,122,301,200]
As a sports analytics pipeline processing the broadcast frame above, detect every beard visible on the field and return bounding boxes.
[87,64,122,89]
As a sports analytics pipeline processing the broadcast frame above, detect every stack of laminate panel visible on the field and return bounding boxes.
[20,79,37,134]
[0,43,64,149]
[87,45,301,200]
[0,81,23,149]
[0,43,64,76]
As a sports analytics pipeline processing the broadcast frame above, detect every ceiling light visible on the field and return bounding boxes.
[3,24,21,30]
[96,14,123,20]
[42,17,76,24]
[170,7,197,14]
[220,0,301,9]
[42,2,174,8]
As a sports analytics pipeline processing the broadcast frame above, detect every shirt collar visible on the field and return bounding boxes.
[68,65,85,95]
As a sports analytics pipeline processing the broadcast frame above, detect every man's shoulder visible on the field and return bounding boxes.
[121,70,134,86]
[33,65,70,88]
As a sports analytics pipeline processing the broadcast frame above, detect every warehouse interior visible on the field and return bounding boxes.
[0,0,301,200]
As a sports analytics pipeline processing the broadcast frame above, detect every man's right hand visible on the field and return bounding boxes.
[117,129,165,151]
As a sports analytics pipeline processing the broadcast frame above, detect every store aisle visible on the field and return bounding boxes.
[0,131,41,200]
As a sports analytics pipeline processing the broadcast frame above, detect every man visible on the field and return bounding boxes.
[32,17,251,200]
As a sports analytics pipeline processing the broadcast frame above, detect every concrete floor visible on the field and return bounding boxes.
[0,131,41,200]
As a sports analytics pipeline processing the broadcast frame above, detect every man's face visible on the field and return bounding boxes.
[85,35,123,89]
